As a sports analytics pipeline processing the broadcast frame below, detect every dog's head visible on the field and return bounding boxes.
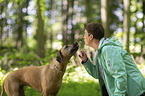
[57,42,79,64]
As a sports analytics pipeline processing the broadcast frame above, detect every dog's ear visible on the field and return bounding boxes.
[56,51,63,64]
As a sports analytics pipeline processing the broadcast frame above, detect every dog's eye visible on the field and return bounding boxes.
[65,45,69,49]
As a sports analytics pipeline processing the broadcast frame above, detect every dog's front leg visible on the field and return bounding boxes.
[41,92,47,96]
[41,90,50,96]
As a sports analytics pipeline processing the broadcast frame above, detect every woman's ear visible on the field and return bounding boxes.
[89,34,93,40]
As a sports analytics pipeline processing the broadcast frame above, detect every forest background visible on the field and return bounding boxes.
[0,0,145,96]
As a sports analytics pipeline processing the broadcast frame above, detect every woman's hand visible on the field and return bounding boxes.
[78,50,88,63]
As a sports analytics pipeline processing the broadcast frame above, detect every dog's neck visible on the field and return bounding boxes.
[53,63,64,74]
[54,59,69,74]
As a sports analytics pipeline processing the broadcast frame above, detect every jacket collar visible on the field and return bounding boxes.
[97,38,109,54]
[98,38,106,49]
[98,38,104,49]
[95,38,105,56]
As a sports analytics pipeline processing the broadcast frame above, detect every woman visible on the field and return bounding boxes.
[78,22,145,96]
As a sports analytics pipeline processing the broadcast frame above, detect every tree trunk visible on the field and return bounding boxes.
[61,0,69,45]
[141,0,145,62]
[133,0,138,47]
[0,2,3,49]
[17,1,23,49]
[101,0,111,38]
[36,0,45,58]
[68,0,75,44]
[85,0,91,22]
[123,0,130,52]
[49,0,56,49]
[2,0,8,42]
[25,0,29,37]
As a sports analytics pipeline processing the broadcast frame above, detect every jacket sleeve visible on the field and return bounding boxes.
[102,47,127,96]
[82,58,99,79]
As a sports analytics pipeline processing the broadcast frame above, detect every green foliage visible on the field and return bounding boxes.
[16,0,23,5]
[0,47,58,71]
[25,87,41,96]
[58,65,102,96]
[0,0,4,3]
[58,81,101,96]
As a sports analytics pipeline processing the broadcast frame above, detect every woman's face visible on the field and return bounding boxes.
[84,29,92,45]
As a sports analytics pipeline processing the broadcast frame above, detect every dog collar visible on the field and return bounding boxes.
[53,63,65,74]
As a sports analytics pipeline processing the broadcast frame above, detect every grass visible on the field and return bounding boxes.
[0,65,101,96]
[58,81,101,96]
[57,65,101,96]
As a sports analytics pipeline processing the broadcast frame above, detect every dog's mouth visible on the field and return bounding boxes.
[70,42,79,54]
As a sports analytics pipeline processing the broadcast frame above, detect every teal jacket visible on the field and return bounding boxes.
[83,37,145,96]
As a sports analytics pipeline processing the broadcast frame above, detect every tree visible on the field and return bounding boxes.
[36,0,45,58]
[61,0,69,45]
[17,1,23,49]
[0,2,3,49]
[49,0,56,49]
[123,0,130,52]
[1,0,8,47]
[101,0,111,38]
[141,0,145,56]
[85,0,91,22]
[68,0,75,44]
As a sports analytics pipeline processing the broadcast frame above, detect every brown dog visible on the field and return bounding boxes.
[1,42,79,96]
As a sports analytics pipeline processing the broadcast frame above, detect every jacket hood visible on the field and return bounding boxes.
[98,37,123,51]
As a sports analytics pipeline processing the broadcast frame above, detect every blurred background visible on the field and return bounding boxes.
[0,0,145,95]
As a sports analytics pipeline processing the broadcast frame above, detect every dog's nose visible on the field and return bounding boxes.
[74,42,78,46]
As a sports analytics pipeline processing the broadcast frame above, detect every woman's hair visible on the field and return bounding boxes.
[84,22,104,40]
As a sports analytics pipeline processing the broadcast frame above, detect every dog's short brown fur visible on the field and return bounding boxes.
[1,42,79,96]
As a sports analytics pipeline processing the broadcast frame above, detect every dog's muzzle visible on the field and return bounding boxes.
[70,42,79,54]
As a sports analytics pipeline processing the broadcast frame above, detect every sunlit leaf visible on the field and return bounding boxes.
[0,0,4,3]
